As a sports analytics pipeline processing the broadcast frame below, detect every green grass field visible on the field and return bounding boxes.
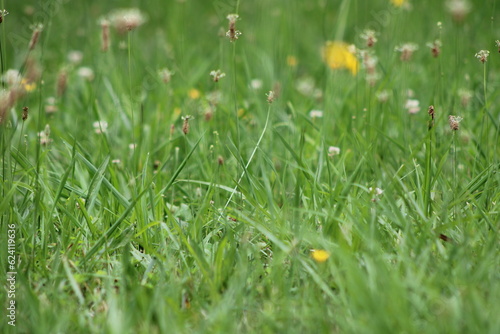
[1,0,499,333]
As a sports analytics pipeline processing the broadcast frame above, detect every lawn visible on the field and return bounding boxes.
[1,0,499,333]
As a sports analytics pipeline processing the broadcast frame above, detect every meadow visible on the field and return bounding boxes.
[1,0,499,333]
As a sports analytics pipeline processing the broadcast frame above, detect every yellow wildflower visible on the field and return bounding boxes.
[286,55,298,67]
[390,0,406,7]
[322,41,358,75]
[311,249,330,263]
[22,78,36,92]
[188,88,200,99]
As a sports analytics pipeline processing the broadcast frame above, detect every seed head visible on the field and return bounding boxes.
[395,43,418,61]
[448,115,463,131]
[475,50,489,63]
[100,18,110,52]
[29,23,43,50]
[210,69,226,82]
[226,14,242,42]
[428,105,435,129]
[108,8,146,34]
[426,40,442,58]
[360,29,378,48]
[266,91,276,104]
[182,115,192,135]
[0,9,9,24]
[22,107,29,121]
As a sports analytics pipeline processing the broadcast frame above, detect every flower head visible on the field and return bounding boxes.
[311,249,330,263]
[159,68,173,84]
[323,41,359,75]
[395,43,418,61]
[446,0,472,22]
[210,69,226,82]
[360,29,378,48]
[93,121,108,134]
[0,9,9,24]
[405,99,420,114]
[390,0,406,7]
[226,14,242,42]
[426,40,442,58]
[309,110,323,119]
[475,50,489,63]
[108,8,146,34]
[448,115,463,131]
[328,146,341,157]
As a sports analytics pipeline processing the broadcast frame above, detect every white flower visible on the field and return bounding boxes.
[93,121,108,134]
[250,79,263,90]
[309,110,324,118]
[67,50,83,65]
[209,69,226,82]
[405,99,420,114]
[376,90,390,103]
[158,68,173,83]
[328,146,340,157]
[2,69,22,87]
[108,8,146,34]
[474,50,489,63]
[77,67,95,81]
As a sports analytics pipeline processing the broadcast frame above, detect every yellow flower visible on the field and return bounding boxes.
[390,0,406,7]
[322,41,358,75]
[188,88,200,99]
[21,78,37,92]
[311,249,330,263]
[286,55,298,67]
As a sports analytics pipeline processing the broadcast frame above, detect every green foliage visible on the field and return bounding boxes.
[1,0,499,333]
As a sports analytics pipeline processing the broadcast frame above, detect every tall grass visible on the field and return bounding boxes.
[1,0,499,333]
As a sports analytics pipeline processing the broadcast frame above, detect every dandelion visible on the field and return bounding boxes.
[0,9,9,24]
[210,69,226,82]
[360,29,378,48]
[226,14,242,42]
[448,115,463,131]
[390,0,406,7]
[426,40,442,58]
[77,67,95,81]
[475,50,489,63]
[328,146,341,157]
[395,43,418,61]
[405,99,420,114]
[29,23,43,50]
[93,121,108,134]
[99,18,110,52]
[446,0,471,22]
[159,68,173,84]
[188,88,200,99]
[108,8,146,34]
[67,50,83,64]
[309,110,323,119]
[311,249,330,263]
[286,55,298,67]
[323,41,359,75]
[182,115,192,135]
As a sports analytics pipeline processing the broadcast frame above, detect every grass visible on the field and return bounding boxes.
[1,0,499,333]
